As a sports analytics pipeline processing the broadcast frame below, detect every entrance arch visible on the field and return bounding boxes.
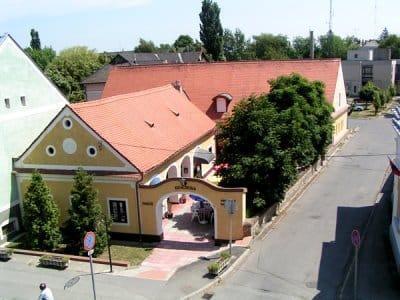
[139,178,247,243]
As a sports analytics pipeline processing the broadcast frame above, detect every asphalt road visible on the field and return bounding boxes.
[207,117,399,300]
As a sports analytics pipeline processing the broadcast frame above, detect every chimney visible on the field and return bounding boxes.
[310,30,315,59]
[172,80,182,93]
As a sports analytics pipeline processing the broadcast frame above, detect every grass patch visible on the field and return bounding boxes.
[99,242,154,266]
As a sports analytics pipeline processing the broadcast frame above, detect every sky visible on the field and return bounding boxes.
[1,0,398,52]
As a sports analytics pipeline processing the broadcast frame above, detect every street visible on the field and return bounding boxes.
[207,117,400,299]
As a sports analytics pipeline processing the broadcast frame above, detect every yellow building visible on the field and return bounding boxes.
[14,85,247,242]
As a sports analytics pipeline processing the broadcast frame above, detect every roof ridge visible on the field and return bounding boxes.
[71,84,175,109]
[115,58,341,71]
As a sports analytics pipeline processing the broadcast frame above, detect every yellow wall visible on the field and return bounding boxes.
[139,178,246,240]
[22,113,125,168]
[333,112,348,144]
[19,175,139,234]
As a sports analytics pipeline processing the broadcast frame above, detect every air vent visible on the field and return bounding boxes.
[144,120,154,128]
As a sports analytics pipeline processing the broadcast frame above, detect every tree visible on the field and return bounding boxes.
[174,35,196,52]
[23,171,61,251]
[216,74,332,214]
[251,34,294,60]
[30,29,41,50]
[359,81,379,108]
[223,29,254,61]
[134,38,157,53]
[379,34,400,59]
[292,36,312,59]
[372,90,382,115]
[158,43,174,53]
[45,46,105,102]
[319,32,359,59]
[379,27,389,41]
[199,0,224,61]
[389,85,397,97]
[25,46,56,71]
[64,168,108,257]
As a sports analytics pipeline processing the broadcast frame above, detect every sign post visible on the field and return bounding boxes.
[224,200,237,256]
[84,231,97,300]
[351,229,361,300]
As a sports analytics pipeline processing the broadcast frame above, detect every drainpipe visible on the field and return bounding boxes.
[135,171,144,243]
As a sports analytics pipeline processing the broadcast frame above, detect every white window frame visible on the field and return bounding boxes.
[86,146,98,157]
[107,197,130,226]
[46,145,56,157]
[62,117,73,130]
[0,217,20,240]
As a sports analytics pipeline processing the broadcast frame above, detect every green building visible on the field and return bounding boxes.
[0,34,67,243]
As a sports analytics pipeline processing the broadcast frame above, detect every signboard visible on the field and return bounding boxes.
[224,199,237,215]
[351,229,361,248]
[84,231,96,251]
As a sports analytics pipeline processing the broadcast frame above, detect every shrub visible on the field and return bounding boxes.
[220,251,231,260]
[208,262,219,274]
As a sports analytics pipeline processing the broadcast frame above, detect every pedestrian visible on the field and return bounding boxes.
[38,283,54,300]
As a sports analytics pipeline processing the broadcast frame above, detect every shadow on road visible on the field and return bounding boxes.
[314,174,400,299]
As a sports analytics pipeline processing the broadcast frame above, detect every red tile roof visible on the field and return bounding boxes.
[71,85,215,173]
[102,60,341,120]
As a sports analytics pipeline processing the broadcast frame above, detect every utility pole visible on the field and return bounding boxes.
[329,0,333,33]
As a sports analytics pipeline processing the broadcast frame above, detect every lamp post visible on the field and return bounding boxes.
[104,216,113,273]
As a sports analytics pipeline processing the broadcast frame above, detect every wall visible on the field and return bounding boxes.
[17,174,139,235]
[342,61,362,96]
[390,136,400,272]
[332,64,349,144]
[0,35,67,243]
[347,49,372,61]
[370,60,396,89]
[84,83,105,101]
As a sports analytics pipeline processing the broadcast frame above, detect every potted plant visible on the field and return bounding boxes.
[0,248,13,261]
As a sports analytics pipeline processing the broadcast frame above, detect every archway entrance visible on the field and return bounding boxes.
[139,178,247,243]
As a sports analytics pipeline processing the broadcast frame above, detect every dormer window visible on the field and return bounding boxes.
[213,93,233,113]
[4,98,10,108]
[216,98,227,113]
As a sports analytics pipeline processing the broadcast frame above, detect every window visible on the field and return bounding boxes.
[87,146,97,157]
[46,145,56,157]
[1,218,19,240]
[208,146,213,153]
[63,117,73,129]
[354,54,358,59]
[4,98,10,108]
[20,96,26,106]
[216,98,227,113]
[108,199,128,224]
[338,93,342,107]
[354,86,357,93]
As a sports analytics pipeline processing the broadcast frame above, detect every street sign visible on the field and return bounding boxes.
[351,229,361,248]
[84,231,96,251]
[87,249,94,256]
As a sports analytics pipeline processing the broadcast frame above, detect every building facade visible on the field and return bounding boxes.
[342,41,399,96]
[13,85,247,242]
[0,34,68,243]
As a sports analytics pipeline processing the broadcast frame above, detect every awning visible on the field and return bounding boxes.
[194,148,215,164]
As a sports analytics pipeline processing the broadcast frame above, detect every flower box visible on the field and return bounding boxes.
[39,255,69,269]
[207,251,231,275]
[0,248,13,261]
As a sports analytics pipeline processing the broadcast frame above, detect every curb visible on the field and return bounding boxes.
[182,247,251,300]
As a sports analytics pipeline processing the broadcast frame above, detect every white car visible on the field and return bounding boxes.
[353,104,364,111]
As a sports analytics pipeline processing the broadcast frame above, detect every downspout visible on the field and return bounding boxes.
[135,171,144,243]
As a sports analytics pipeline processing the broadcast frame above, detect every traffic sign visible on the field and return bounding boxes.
[351,229,361,248]
[84,231,96,251]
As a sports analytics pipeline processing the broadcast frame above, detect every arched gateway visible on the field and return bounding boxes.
[139,178,247,243]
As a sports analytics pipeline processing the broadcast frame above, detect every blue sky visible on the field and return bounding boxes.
[1,0,398,52]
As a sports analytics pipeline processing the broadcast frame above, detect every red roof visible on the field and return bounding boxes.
[103,60,341,120]
[71,85,215,173]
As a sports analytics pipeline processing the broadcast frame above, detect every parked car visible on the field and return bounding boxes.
[353,104,364,111]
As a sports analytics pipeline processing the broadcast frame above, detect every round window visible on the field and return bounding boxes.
[63,118,73,130]
[46,145,56,157]
[87,146,97,157]
[62,138,77,154]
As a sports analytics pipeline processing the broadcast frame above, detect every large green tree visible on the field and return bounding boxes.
[45,47,106,102]
[23,171,61,251]
[173,35,196,52]
[199,0,224,61]
[319,32,359,59]
[134,38,158,53]
[64,168,108,257]
[223,29,254,61]
[216,74,333,213]
[25,47,56,71]
[359,81,379,107]
[251,34,294,60]
[379,34,400,59]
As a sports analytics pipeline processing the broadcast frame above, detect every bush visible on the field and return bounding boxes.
[208,262,219,274]
[220,251,231,260]
[389,85,396,98]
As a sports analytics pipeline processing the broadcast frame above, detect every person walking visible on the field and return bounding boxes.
[38,283,54,300]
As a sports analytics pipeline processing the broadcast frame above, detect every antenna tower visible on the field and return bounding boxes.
[329,0,333,33]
